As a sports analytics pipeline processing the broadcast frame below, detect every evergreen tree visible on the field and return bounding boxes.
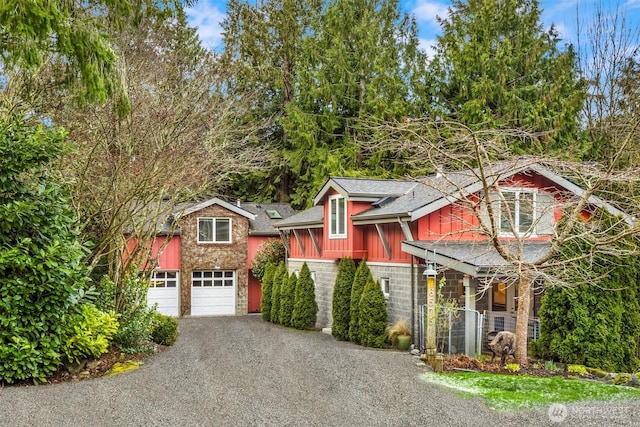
[349,260,371,343]
[282,0,430,208]
[292,263,318,330]
[358,276,388,348]
[260,263,276,321]
[279,272,297,326]
[536,212,640,371]
[430,0,585,153]
[1,0,177,108]
[332,257,356,341]
[220,0,322,204]
[270,262,286,324]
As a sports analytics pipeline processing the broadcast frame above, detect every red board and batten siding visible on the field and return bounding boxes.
[362,222,414,263]
[417,172,563,242]
[124,235,181,270]
[247,236,271,269]
[322,195,371,259]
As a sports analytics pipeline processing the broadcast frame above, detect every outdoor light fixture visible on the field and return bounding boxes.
[214,258,220,270]
[424,249,438,364]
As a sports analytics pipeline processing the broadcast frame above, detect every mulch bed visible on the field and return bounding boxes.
[443,354,579,378]
[7,346,167,387]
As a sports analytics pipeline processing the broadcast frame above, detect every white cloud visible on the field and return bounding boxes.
[410,1,449,29]
[185,1,226,50]
[625,0,640,9]
[419,37,438,60]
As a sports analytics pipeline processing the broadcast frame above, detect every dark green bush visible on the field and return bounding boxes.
[150,312,179,346]
[536,212,640,372]
[270,262,286,324]
[252,239,286,281]
[332,257,356,341]
[358,275,388,348]
[61,304,119,364]
[279,272,297,327]
[260,263,276,321]
[0,119,90,384]
[349,260,371,343]
[292,263,318,330]
[101,274,156,354]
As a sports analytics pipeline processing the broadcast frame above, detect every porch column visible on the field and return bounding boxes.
[464,275,476,356]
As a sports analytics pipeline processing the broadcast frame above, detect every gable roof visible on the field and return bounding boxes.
[313,177,419,205]
[275,160,635,229]
[273,205,324,229]
[240,202,297,235]
[180,197,255,220]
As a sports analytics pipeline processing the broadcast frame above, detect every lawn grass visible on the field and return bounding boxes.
[421,372,640,410]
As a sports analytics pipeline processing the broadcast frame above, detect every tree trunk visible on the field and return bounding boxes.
[515,271,534,366]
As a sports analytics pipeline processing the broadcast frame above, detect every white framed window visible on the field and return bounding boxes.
[497,190,535,235]
[481,189,555,236]
[329,195,346,238]
[151,271,178,288]
[380,277,390,299]
[192,270,235,287]
[198,217,231,243]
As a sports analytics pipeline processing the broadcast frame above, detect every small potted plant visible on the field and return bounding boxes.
[387,318,412,351]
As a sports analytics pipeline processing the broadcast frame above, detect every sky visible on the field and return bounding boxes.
[185,0,640,57]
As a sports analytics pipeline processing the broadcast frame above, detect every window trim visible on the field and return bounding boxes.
[380,277,390,299]
[192,270,235,287]
[151,271,178,288]
[197,217,232,243]
[328,195,347,239]
[495,188,537,237]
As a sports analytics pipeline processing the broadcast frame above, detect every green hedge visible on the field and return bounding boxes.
[332,257,356,341]
[358,275,388,348]
[292,263,318,330]
[349,260,371,343]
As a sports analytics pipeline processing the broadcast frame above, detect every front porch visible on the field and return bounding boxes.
[405,240,546,357]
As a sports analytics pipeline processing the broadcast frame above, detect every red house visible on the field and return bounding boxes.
[141,198,294,317]
[274,160,629,353]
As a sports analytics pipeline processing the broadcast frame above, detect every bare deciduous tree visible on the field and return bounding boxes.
[367,118,640,365]
[38,13,272,285]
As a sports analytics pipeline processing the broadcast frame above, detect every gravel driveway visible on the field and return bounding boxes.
[1,316,636,426]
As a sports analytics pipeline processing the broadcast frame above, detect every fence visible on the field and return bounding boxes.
[419,304,484,356]
[482,311,540,352]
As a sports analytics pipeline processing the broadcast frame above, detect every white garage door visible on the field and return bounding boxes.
[148,271,180,317]
[191,270,236,316]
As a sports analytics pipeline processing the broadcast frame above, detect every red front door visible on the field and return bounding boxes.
[247,273,262,313]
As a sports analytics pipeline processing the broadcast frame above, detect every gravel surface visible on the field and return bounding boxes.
[1,316,637,427]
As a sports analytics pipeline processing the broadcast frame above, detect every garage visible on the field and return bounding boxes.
[148,271,180,317]
[191,270,236,316]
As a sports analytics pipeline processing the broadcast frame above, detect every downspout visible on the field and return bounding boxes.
[411,255,415,339]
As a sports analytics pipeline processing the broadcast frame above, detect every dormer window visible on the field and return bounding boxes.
[198,217,232,243]
[481,189,555,236]
[499,190,534,234]
[329,195,346,238]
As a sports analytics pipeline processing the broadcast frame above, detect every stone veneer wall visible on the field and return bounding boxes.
[180,204,249,316]
[287,258,425,336]
[287,259,338,330]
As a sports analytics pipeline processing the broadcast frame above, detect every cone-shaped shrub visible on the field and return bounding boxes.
[260,263,276,321]
[270,262,286,324]
[332,257,356,341]
[358,276,388,348]
[279,272,297,326]
[292,263,318,330]
[349,260,371,343]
